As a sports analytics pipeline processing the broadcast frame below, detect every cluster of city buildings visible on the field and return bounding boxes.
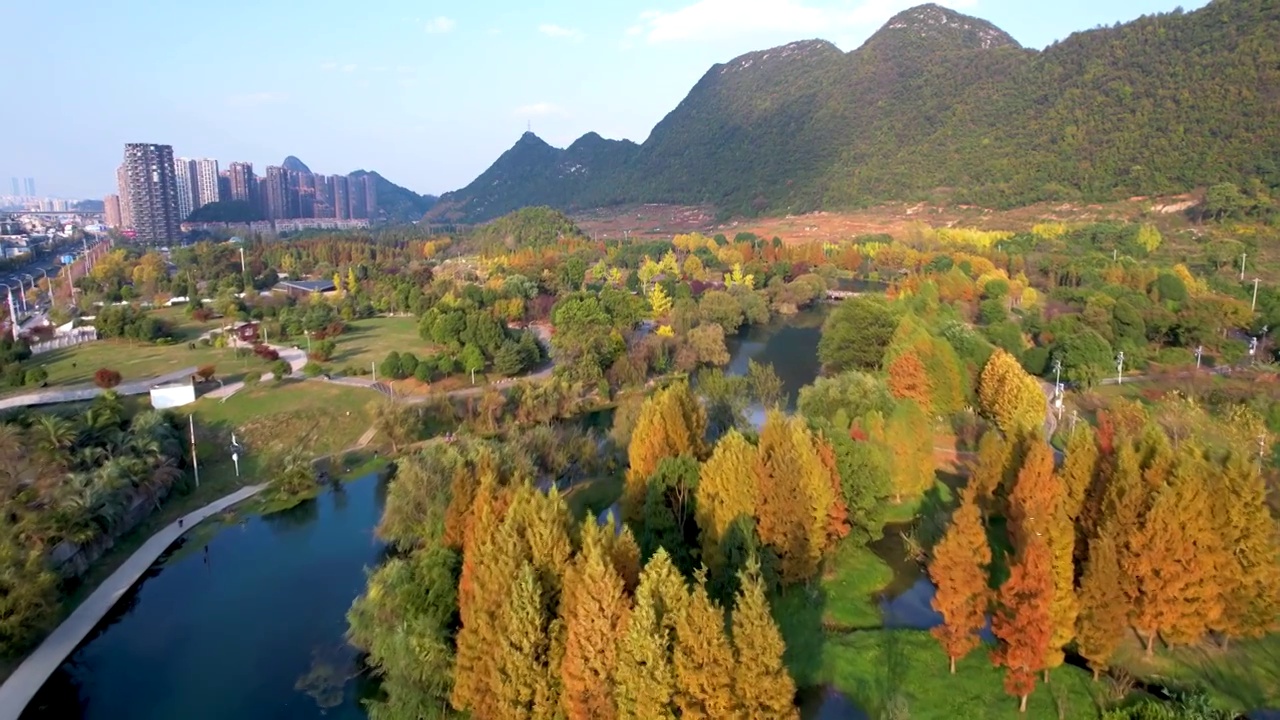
[104,143,378,244]
[2,178,91,213]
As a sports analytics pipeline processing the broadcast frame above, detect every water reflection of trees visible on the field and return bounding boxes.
[294,642,361,709]
[21,664,88,718]
[262,497,320,534]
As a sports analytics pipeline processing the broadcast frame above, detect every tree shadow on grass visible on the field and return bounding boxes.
[1175,638,1280,711]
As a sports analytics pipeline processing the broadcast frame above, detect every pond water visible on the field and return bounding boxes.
[22,476,386,720]
[726,305,828,425]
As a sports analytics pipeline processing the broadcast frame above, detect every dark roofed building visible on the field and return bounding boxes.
[273,278,336,298]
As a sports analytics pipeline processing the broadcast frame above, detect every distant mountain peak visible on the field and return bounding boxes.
[868,3,1019,51]
[282,155,312,173]
[719,39,840,75]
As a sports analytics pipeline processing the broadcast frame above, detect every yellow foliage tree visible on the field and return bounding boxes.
[695,430,758,570]
[648,283,674,318]
[724,263,755,290]
[978,349,1045,435]
[624,383,707,522]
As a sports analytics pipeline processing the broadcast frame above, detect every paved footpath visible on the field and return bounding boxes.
[0,483,267,720]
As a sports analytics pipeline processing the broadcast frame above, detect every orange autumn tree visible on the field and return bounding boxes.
[968,430,1009,517]
[1007,442,1077,673]
[887,351,934,410]
[992,536,1054,713]
[561,523,630,719]
[928,492,992,673]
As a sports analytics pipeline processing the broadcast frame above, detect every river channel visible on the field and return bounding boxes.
[22,477,386,720]
[22,303,927,720]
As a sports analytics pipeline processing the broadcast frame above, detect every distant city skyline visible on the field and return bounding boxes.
[8,0,1209,198]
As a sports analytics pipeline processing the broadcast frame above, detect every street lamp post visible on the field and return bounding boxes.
[1195,345,1203,370]
[1052,358,1065,419]
[1116,351,1125,385]
[1,284,17,341]
[1253,278,1261,312]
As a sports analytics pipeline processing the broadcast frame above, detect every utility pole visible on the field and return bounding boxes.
[1116,351,1125,385]
[239,247,246,274]
[1253,278,1261,312]
[371,361,376,383]
[1195,345,1203,370]
[189,415,200,488]
[4,287,17,342]
[1241,253,1248,281]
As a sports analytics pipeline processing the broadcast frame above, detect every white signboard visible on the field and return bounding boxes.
[150,382,196,409]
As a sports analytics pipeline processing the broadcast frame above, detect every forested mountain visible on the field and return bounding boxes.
[348,170,438,224]
[427,0,1280,223]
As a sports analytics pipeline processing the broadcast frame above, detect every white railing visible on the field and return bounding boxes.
[30,327,98,355]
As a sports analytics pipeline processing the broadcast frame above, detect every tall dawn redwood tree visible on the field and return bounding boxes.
[673,574,736,718]
[695,430,759,571]
[977,348,1045,436]
[624,382,707,522]
[729,556,798,719]
[992,536,1054,713]
[560,523,629,720]
[616,549,685,720]
[1075,534,1128,679]
[928,495,991,673]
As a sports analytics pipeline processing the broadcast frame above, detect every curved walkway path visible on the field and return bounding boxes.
[0,483,268,720]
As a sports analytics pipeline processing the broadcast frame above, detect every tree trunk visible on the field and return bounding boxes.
[1144,632,1156,657]
[1019,694,1028,713]
[1092,667,1100,682]
[1043,668,1050,683]
[949,655,956,674]
[1221,635,1230,651]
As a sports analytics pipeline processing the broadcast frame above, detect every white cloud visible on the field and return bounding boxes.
[319,61,338,71]
[226,92,287,108]
[424,16,456,34]
[629,0,976,46]
[342,63,357,73]
[514,102,568,118]
[538,23,585,41]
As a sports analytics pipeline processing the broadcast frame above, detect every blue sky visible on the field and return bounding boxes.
[7,0,1208,199]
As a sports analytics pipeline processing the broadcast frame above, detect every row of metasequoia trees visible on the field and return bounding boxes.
[929,421,1280,712]
[349,378,864,719]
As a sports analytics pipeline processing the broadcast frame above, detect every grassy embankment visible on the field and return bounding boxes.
[8,306,263,394]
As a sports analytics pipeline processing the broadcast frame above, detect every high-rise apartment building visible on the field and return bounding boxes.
[218,172,232,205]
[194,158,221,208]
[364,175,377,219]
[172,157,196,221]
[116,164,134,229]
[347,175,367,219]
[121,143,180,244]
[9,178,18,196]
[227,162,254,202]
[104,194,122,228]
[23,178,34,197]
[331,175,350,220]
[263,166,288,220]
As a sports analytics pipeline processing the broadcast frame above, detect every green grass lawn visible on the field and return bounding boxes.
[330,316,434,371]
[1110,632,1280,713]
[185,380,379,471]
[820,631,1105,720]
[563,474,624,520]
[14,308,255,391]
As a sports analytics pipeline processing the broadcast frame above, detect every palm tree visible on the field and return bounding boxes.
[32,415,75,466]
[0,423,26,498]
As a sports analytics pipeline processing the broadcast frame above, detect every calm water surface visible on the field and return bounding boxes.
[726,305,828,419]
[22,476,386,720]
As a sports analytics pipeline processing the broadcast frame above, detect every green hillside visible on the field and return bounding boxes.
[428,0,1280,223]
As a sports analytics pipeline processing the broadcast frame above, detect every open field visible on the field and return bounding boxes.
[572,195,1201,244]
[820,631,1103,720]
[184,380,379,473]
[330,316,432,371]
[9,306,246,393]
[1111,633,1280,711]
